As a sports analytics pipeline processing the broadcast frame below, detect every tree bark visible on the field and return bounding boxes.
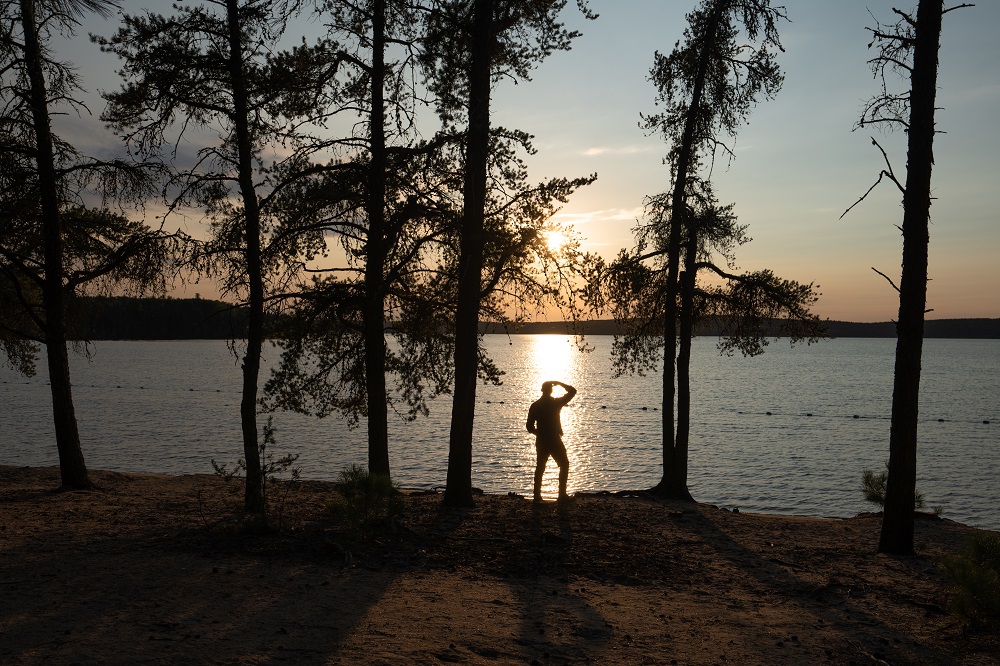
[878,0,943,556]
[226,0,264,514]
[365,0,391,478]
[444,0,493,508]
[674,258,698,499]
[20,0,91,489]
[651,0,725,501]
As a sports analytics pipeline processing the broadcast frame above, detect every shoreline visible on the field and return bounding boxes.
[6,458,997,532]
[2,465,997,664]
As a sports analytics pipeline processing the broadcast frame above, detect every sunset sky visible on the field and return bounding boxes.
[65,1,999,323]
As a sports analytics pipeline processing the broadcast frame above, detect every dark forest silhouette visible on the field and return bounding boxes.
[71,296,251,340]
[69,297,1000,340]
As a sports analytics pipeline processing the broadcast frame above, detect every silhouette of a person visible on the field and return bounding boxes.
[526,380,577,502]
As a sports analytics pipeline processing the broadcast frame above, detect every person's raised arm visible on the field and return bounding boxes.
[557,381,577,404]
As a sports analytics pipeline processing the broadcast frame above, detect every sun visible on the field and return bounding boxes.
[544,230,569,254]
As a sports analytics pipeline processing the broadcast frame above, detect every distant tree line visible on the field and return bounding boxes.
[69,296,250,340]
[509,318,1000,339]
[53,297,1000,340]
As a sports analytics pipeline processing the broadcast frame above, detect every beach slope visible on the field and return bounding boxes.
[1,466,996,665]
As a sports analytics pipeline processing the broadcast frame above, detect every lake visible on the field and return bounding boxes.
[1,336,997,530]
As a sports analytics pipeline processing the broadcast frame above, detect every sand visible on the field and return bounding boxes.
[1,465,997,665]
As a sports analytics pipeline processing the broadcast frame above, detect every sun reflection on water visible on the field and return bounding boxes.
[528,334,577,392]
[526,335,584,498]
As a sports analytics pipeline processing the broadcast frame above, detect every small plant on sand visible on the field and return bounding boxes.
[861,462,925,510]
[941,532,1000,632]
[212,416,301,531]
[326,464,402,538]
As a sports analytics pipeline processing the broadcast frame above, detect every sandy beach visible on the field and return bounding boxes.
[1,465,997,665]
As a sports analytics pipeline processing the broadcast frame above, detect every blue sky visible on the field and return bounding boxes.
[66,1,999,322]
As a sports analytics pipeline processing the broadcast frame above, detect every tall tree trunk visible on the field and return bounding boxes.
[652,0,724,500]
[365,0,391,478]
[20,0,90,489]
[444,0,492,508]
[226,0,264,514]
[674,238,699,499]
[879,0,943,555]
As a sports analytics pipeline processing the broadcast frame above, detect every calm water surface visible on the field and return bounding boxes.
[1,336,997,529]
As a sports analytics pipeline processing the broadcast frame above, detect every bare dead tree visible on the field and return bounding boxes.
[844,0,973,555]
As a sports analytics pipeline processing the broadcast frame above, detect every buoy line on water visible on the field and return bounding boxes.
[737,410,992,426]
[475,398,994,426]
[5,378,994,426]
[2,379,230,394]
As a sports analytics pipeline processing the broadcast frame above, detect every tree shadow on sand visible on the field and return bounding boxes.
[3,467,997,664]
[0,467,407,664]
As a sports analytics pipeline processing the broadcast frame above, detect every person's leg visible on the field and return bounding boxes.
[551,442,569,499]
[533,446,548,501]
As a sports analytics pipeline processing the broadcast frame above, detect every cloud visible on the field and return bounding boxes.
[582,145,653,157]
[553,208,644,225]
[963,82,1000,101]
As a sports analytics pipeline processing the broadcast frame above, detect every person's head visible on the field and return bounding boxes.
[541,381,554,396]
